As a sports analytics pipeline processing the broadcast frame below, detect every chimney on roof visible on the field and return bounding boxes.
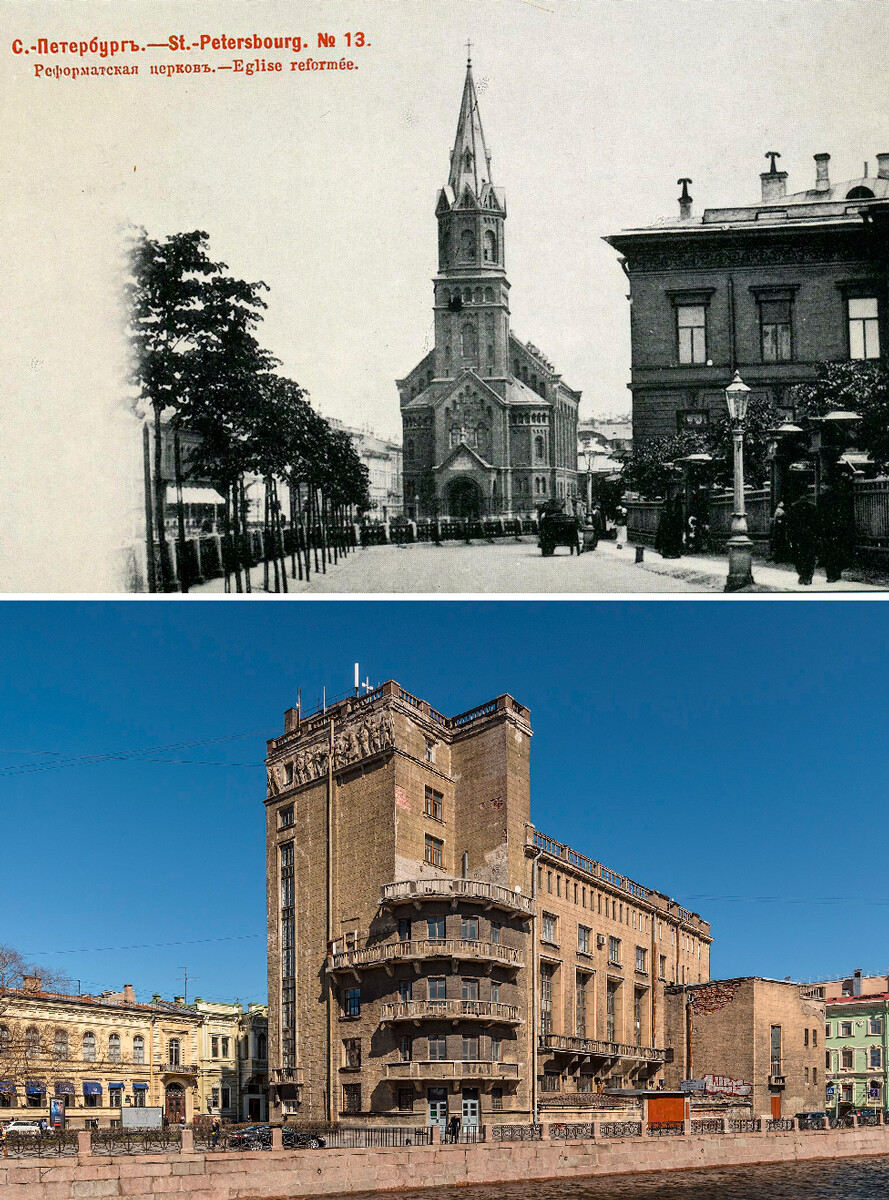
[814,152,831,192]
[877,153,889,181]
[761,151,788,201]
[677,178,693,221]
[174,995,185,1006]
[123,984,135,1004]
[853,969,862,997]
[23,974,41,993]
[152,993,162,1005]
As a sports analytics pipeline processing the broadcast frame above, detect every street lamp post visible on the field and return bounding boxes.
[724,370,754,592]
[585,450,594,513]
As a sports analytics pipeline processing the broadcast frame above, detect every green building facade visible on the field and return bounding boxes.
[825,993,888,1115]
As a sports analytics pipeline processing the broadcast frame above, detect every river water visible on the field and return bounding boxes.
[343,1155,889,1200]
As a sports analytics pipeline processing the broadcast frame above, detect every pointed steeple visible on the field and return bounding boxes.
[448,56,492,199]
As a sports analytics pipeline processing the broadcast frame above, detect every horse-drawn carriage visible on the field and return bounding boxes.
[538,502,583,557]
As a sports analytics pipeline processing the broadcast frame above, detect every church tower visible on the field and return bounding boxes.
[433,57,510,382]
[399,58,581,520]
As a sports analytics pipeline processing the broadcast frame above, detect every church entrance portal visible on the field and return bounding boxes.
[446,477,483,519]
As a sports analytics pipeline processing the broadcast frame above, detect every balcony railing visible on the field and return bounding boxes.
[381,878,534,916]
[539,1033,665,1063]
[380,999,523,1025]
[158,1060,199,1075]
[330,938,524,972]
[386,1060,520,1080]
[271,1066,304,1085]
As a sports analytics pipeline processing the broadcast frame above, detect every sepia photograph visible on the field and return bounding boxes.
[4,0,889,594]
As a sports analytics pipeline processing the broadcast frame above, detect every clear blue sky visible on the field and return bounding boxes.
[3,601,886,1005]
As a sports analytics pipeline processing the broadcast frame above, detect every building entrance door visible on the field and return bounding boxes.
[461,1088,479,1128]
[165,1083,186,1125]
[770,1094,782,1119]
[248,1097,261,1121]
[446,477,483,520]
[428,1088,448,1136]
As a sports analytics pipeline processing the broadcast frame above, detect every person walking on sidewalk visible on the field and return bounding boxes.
[613,505,628,549]
[817,478,855,583]
[210,1117,221,1151]
[447,1114,460,1143]
[787,493,819,585]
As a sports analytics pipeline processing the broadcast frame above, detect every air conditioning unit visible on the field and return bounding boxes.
[597,935,606,949]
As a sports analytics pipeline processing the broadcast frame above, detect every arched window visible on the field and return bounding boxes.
[25,1027,40,1059]
[168,1038,180,1067]
[483,230,497,262]
[133,1035,145,1064]
[484,287,494,303]
[256,1032,267,1060]
[463,288,472,304]
[108,1033,121,1063]
[461,324,477,358]
[82,1031,96,1062]
[473,287,482,304]
[846,185,875,199]
[54,1030,68,1060]
[534,435,545,461]
[460,229,476,260]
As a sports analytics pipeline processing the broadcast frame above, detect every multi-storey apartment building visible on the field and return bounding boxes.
[824,992,888,1116]
[264,681,711,1130]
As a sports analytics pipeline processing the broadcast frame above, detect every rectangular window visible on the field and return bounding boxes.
[211,1037,219,1058]
[840,1021,853,1037]
[677,305,707,364]
[577,925,591,955]
[343,1038,361,1069]
[398,1087,414,1111]
[634,988,644,1046]
[842,1049,853,1069]
[428,1034,447,1061]
[343,1084,361,1113]
[813,1067,817,1085]
[490,1037,501,1063]
[398,917,411,941]
[813,1028,817,1048]
[221,1037,229,1058]
[427,915,445,940]
[133,1090,145,1107]
[491,982,502,1003]
[462,1035,479,1061]
[804,1029,809,1048]
[770,1025,782,1075]
[461,916,478,941]
[425,740,435,763]
[542,914,558,943]
[399,1036,412,1062]
[547,872,552,894]
[635,947,647,974]
[805,1067,809,1084]
[343,987,361,1018]
[283,763,293,785]
[871,1047,883,1069]
[606,979,620,1042]
[540,964,554,1035]
[490,922,501,945]
[428,977,446,1001]
[424,786,443,821]
[211,1087,220,1108]
[659,955,667,981]
[279,805,294,828]
[869,1017,884,1035]
[399,980,413,1003]
[424,834,443,868]
[280,840,296,1068]
[461,978,479,1002]
[760,298,792,362]
[491,1087,503,1111]
[849,297,880,359]
[109,1088,122,1108]
[221,1086,230,1109]
[575,973,588,1038]
[825,1022,832,1038]
[609,937,621,966]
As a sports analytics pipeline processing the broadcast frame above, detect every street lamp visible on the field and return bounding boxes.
[724,370,754,592]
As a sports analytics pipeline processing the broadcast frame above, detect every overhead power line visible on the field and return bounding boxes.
[25,933,264,956]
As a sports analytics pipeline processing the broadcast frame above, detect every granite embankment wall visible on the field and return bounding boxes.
[3,1126,889,1200]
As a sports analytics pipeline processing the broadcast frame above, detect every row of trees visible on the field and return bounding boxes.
[622,361,889,498]
[127,230,371,592]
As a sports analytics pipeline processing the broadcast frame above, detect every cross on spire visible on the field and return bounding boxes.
[466,39,472,67]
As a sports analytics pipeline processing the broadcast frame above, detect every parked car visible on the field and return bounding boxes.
[3,1121,44,1135]
[794,1111,828,1129]
[228,1124,326,1151]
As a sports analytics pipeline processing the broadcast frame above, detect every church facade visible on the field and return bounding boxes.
[399,62,581,519]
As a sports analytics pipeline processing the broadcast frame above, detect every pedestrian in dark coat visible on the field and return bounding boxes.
[655,494,683,558]
[447,1114,460,1143]
[769,500,789,563]
[786,494,819,585]
[817,481,854,583]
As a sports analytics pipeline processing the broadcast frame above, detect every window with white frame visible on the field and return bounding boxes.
[848,297,880,359]
[577,925,591,955]
[542,913,558,943]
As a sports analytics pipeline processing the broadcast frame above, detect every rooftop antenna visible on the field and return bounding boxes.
[354,663,360,696]
[178,967,188,1005]
[322,687,326,714]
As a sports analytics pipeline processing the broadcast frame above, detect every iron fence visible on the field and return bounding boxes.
[797,1116,827,1131]
[549,1122,596,1140]
[326,1126,432,1148]
[599,1121,642,1138]
[4,1131,79,1158]
[91,1128,182,1155]
[490,1124,542,1141]
[647,1121,685,1137]
[856,1112,882,1127]
[728,1119,761,1133]
[690,1119,724,1135]
[765,1118,794,1132]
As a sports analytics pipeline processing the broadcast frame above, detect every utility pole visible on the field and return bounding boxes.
[178,967,188,1005]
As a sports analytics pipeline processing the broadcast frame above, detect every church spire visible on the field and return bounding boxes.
[448,56,492,199]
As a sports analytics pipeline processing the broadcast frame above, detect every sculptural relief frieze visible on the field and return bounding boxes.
[268,709,395,796]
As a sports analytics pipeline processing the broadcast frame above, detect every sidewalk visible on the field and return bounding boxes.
[604,540,887,593]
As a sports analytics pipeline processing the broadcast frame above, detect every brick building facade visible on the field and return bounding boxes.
[605,152,889,450]
[663,977,826,1119]
[399,61,580,519]
[264,681,711,1130]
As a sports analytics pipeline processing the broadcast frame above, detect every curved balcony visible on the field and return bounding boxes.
[330,938,524,973]
[381,878,534,917]
[271,1066,304,1086]
[380,999,522,1026]
[386,1060,520,1081]
[539,1033,666,1064]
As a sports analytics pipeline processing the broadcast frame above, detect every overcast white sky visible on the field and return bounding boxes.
[2,0,888,586]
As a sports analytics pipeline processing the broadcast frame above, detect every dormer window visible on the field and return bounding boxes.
[846,185,875,200]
